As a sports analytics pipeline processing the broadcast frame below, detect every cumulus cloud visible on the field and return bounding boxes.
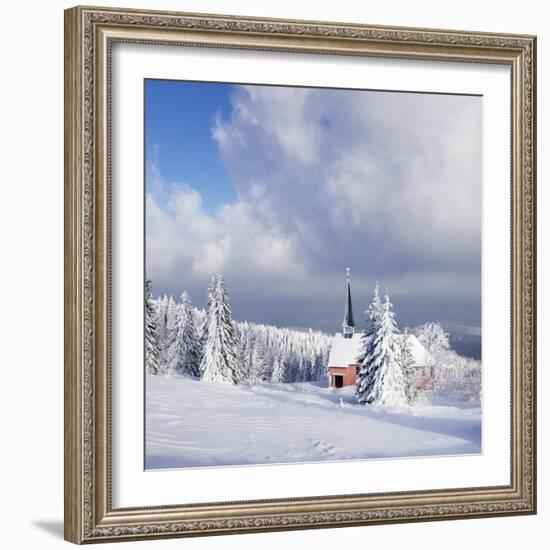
[146,177,309,303]
[147,85,481,329]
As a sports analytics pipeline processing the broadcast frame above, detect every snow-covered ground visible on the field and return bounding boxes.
[146,375,481,469]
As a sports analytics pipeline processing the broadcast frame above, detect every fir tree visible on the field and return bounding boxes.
[145,278,160,375]
[196,309,208,376]
[271,355,286,383]
[356,293,407,406]
[155,295,177,373]
[155,296,167,343]
[250,341,270,383]
[298,356,309,382]
[166,292,201,377]
[312,352,325,381]
[282,349,297,383]
[237,324,255,379]
[413,322,450,363]
[199,274,241,384]
[356,282,382,366]
[397,334,418,404]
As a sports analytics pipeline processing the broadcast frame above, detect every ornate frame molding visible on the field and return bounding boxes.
[64,5,536,544]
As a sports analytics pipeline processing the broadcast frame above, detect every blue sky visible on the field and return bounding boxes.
[145,80,236,213]
[145,79,482,331]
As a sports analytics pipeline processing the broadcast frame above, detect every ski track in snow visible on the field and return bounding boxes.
[146,375,481,469]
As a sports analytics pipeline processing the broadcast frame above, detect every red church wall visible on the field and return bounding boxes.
[328,365,358,387]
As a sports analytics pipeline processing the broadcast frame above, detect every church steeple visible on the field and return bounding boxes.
[342,267,355,338]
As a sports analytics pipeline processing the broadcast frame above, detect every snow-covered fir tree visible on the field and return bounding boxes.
[236,322,255,378]
[155,295,177,373]
[307,345,321,381]
[356,293,407,406]
[250,340,271,383]
[297,356,308,382]
[145,278,160,375]
[195,308,208,376]
[166,292,201,377]
[199,274,241,384]
[413,322,450,363]
[312,352,325,381]
[284,351,300,383]
[356,282,382,366]
[396,334,418,404]
[271,355,286,383]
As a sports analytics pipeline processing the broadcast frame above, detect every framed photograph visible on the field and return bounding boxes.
[64,5,537,544]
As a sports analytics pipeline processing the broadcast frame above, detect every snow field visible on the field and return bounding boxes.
[146,375,481,469]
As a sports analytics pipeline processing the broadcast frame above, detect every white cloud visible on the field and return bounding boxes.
[214,86,480,266]
[213,86,321,166]
[147,85,482,326]
[146,177,307,305]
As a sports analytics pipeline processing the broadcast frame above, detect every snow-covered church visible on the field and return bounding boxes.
[327,269,431,389]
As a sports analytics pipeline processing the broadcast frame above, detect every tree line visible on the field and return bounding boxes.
[145,274,332,384]
[145,275,481,405]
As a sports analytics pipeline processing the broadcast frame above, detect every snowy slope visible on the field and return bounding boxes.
[146,375,481,469]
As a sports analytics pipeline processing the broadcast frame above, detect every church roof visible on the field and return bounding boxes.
[401,334,432,366]
[328,333,363,367]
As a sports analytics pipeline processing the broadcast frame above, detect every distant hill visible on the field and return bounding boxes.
[440,321,482,360]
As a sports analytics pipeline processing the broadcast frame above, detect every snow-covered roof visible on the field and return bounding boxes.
[327,332,430,368]
[328,333,363,367]
[400,334,431,367]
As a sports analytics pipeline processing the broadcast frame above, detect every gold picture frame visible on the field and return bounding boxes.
[64,5,537,544]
